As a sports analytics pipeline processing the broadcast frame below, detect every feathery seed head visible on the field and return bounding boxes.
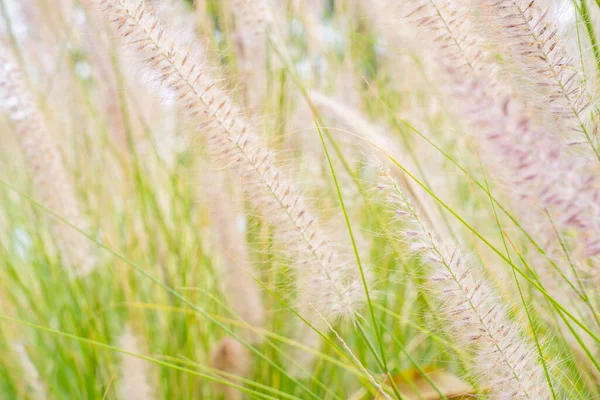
[208,172,265,344]
[13,342,46,400]
[98,0,366,320]
[0,45,96,276]
[474,0,594,146]
[377,168,551,399]
[118,327,154,400]
[451,70,600,262]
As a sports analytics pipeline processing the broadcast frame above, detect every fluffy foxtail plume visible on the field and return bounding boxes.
[0,45,95,276]
[211,336,251,400]
[404,0,489,75]
[208,171,265,344]
[475,0,596,154]
[13,342,46,400]
[231,0,272,40]
[377,169,552,399]
[448,71,600,363]
[118,327,154,400]
[80,0,129,149]
[309,91,451,242]
[287,284,326,378]
[97,0,365,321]
[231,0,272,109]
[403,0,600,276]
[451,73,600,262]
[309,91,401,156]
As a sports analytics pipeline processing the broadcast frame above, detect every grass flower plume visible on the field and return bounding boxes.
[0,46,95,276]
[97,0,366,321]
[378,169,552,399]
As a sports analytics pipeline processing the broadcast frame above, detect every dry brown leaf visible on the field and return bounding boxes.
[374,368,476,400]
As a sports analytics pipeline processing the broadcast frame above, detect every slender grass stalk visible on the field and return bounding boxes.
[313,120,403,399]
[480,167,557,399]
[578,0,600,79]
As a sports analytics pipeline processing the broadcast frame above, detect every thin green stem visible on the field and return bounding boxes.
[580,0,600,79]
[314,121,403,400]
[481,167,557,399]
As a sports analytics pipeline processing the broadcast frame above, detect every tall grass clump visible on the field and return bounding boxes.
[1,0,600,398]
